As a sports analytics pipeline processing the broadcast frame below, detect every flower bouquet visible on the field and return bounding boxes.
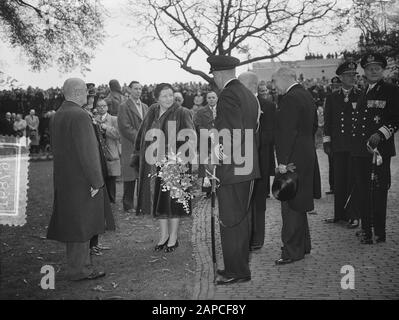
[150,152,194,214]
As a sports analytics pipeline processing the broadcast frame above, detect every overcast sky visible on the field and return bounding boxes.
[0,0,360,89]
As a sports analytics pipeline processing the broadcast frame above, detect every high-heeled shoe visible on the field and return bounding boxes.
[154,237,169,252]
[165,240,179,253]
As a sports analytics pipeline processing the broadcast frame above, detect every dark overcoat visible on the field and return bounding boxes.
[193,105,215,178]
[275,84,317,212]
[132,103,195,217]
[118,98,148,182]
[47,101,111,242]
[258,97,276,178]
[214,79,260,185]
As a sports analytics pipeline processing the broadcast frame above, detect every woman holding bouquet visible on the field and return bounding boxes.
[132,83,195,253]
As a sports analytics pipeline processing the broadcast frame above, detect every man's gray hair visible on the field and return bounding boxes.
[275,67,297,80]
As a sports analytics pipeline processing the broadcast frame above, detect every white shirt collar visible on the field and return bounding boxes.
[286,82,299,94]
[101,113,107,121]
[368,82,377,90]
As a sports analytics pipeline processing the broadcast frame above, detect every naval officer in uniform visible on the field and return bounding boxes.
[352,53,399,244]
[324,61,361,228]
[207,55,260,285]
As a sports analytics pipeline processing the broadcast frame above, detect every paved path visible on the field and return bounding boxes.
[192,138,399,300]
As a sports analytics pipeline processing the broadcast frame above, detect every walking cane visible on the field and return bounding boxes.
[367,142,379,238]
[210,166,217,284]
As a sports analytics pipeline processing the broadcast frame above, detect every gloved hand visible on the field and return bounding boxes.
[367,132,383,150]
[323,142,331,155]
[276,163,296,174]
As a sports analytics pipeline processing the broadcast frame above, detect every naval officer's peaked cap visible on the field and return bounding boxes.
[336,61,358,75]
[207,55,240,73]
[360,53,387,69]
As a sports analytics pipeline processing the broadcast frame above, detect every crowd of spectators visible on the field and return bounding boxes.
[304,52,340,60]
[1,75,397,155]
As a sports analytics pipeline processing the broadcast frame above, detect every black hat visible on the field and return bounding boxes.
[86,83,96,89]
[336,61,358,75]
[331,76,342,84]
[272,172,299,201]
[360,53,387,69]
[207,55,240,73]
[87,88,96,97]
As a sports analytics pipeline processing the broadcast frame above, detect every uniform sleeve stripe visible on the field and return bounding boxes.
[323,136,331,143]
[379,126,391,140]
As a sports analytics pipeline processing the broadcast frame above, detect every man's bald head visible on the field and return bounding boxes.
[238,71,259,95]
[62,78,87,107]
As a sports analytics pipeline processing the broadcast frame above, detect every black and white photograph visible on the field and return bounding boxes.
[0,0,399,305]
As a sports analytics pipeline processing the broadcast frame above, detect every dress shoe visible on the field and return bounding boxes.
[360,236,373,245]
[347,219,359,229]
[73,271,106,281]
[250,245,262,251]
[216,269,225,276]
[154,237,169,252]
[356,230,365,237]
[165,240,179,253]
[375,236,386,243]
[275,258,294,265]
[216,275,251,285]
[325,190,334,195]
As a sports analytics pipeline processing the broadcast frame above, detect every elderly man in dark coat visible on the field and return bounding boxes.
[105,79,126,116]
[272,67,316,265]
[207,55,260,285]
[47,78,112,281]
[118,81,148,213]
[238,71,275,251]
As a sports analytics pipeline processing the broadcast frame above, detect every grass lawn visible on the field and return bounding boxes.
[0,160,196,300]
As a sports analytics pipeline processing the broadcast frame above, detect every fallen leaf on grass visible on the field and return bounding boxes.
[92,285,111,292]
[185,269,195,274]
[23,279,29,284]
[36,256,44,260]
[111,282,119,289]
[162,257,167,261]
[149,259,160,263]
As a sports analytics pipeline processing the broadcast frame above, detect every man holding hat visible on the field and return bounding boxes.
[324,61,361,228]
[207,55,260,285]
[351,53,399,244]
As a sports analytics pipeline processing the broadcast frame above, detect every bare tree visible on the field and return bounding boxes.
[128,0,347,83]
[343,0,399,74]
[0,0,106,73]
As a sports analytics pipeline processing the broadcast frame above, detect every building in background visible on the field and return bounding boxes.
[252,58,341,81]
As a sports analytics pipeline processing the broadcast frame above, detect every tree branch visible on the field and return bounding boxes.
[14,0,43,18]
